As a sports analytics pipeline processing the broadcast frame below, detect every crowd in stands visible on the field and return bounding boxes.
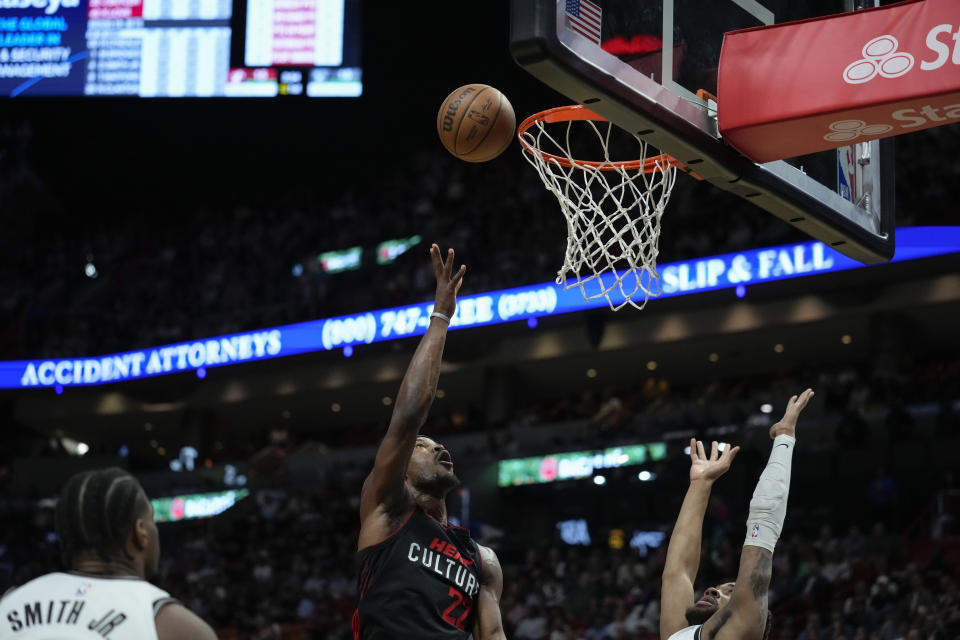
[2,338,959,638]
[6,314,957,490]
[502,521,960,640]
[1,474,958,640]
[249,346,960,462]
[0,480,360,640]
[0,108,958,638]
[0,119,956,359]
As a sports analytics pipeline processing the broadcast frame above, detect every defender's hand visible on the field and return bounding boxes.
[430,244,466,318]
[689,439,740,485]
[770,388,814,439]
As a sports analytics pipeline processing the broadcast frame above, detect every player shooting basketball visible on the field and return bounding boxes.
[354,244,506,640]
[660,388,815,640]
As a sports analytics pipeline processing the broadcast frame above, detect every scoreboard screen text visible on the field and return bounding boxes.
[0,0,360,96]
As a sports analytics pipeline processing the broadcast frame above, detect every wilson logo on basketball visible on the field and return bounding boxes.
[441,86,477,132]
[842,24,960,84]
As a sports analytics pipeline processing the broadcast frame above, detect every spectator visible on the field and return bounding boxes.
[515,604,548,639]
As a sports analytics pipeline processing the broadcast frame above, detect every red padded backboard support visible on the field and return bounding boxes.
[718,0,960,163]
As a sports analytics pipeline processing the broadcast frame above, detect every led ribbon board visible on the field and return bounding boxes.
[3,227,958,389]
[151,489,249,522]
[498,443,668,487]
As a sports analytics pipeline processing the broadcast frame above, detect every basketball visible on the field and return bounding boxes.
[436,84,516,163]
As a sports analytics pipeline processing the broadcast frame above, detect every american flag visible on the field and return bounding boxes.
[565,0,602,45]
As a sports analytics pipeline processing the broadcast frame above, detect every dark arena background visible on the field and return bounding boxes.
[1,1,960,639]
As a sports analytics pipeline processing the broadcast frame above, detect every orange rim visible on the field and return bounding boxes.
[517,105,686,174]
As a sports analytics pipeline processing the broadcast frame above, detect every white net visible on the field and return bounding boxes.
[520,112,678,311]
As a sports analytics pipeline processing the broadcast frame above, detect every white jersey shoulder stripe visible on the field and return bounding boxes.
[152,596,181,617]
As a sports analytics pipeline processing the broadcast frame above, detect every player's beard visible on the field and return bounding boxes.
[417,468,461,497]
[685,603,718,625]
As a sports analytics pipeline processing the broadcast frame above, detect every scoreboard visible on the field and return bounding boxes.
[0,0,360,96]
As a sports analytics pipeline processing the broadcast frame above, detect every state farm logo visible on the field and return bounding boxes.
[824,119,894,142]
[843,35,914,84]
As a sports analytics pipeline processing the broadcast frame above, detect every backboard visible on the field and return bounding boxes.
[510,0,896,263]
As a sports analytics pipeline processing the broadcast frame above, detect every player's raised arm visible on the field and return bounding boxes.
[660,439,739,640]
[358,244,466,542]
[702,389,814,640]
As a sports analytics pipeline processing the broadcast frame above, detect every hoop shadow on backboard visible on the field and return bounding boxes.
[510,0,895,263]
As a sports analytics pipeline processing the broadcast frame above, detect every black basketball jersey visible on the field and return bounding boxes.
[354,508,483,640]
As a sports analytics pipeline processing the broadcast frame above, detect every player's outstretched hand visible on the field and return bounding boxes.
[770,388,815,439]
[431,244,466,318]
[689,439,740,485]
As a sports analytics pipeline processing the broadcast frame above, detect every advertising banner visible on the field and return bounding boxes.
[498,443,667,487]
[151,489,249,523]
[718,0,960,162]
[2,227,958,390]
[0,0,89,96]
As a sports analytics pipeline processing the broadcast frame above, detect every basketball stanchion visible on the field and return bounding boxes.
[518,105,698,311]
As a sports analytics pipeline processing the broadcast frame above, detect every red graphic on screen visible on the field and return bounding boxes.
[227,68,278,83]
[539,457,558,482]
[170,498,186,521]
[272,0,317,65]
[88,0,142,20]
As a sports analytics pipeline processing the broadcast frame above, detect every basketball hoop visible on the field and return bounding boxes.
[518,105,691,311]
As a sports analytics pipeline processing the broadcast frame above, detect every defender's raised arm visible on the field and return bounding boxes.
[701,388,814,640]
[660,439,740,640]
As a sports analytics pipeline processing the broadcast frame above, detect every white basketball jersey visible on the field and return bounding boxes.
[668,624,703,640]
[0,572,176,640]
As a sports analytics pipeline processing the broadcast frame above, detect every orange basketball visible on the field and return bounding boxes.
[436,84,516,163]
